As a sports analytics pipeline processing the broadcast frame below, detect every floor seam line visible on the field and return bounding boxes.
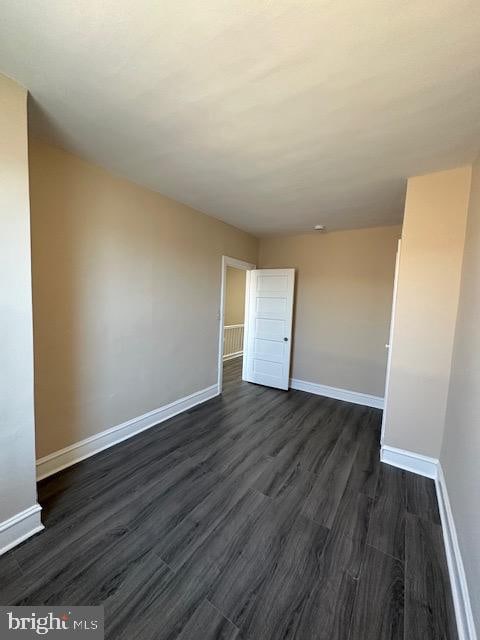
[365,542,405,565]
[205,597,242,633]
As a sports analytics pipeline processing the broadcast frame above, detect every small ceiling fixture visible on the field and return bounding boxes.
[314,224,326,231]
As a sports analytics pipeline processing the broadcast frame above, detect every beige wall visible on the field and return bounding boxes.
[0,75,39,527]
[259,226,400,397]
[441,157,480,633]
[29,139,258,458]
[224,267,246,325]
[383,167,471,458]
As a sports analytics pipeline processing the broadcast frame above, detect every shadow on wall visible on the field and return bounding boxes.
[290,346,389,397]
[30,155,81,518]
[29,139,259,468]
[267,266,392,397]
[224,267,246,326]
[30,161,171,460]
[258,226,400,398]
[30,158,79,463]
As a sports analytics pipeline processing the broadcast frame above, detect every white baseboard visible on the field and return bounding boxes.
[380,445,476,640]
[223,351,243,362]
[380,444,439,479]
[436,464,477,640]
[0,504,44,556]
[289,378,384,409]
[36,383,219,481]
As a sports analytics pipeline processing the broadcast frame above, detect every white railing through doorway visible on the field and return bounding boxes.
[223,324,244,360]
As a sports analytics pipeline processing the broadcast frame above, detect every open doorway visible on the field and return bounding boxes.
[217,256,255,393]
[223,266,246,361]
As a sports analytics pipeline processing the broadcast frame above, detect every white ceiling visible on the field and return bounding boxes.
[1,1,480,236]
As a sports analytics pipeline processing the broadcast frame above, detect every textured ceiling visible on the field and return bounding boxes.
[1,1,480,235]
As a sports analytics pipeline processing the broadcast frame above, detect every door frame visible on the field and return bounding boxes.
[381,238,402,445]
[217,256,256,394]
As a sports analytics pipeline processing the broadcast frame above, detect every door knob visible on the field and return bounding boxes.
[284,337,289,342]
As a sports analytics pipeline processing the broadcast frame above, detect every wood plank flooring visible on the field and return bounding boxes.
[0,358,458,639]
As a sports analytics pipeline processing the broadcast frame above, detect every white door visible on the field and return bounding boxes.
[243,269,295,391]
[381,239,401,444]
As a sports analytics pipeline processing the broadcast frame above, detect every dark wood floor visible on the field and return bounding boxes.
[1,358,457,639]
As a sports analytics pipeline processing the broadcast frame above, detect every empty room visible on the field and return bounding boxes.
[0,2,479,639]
